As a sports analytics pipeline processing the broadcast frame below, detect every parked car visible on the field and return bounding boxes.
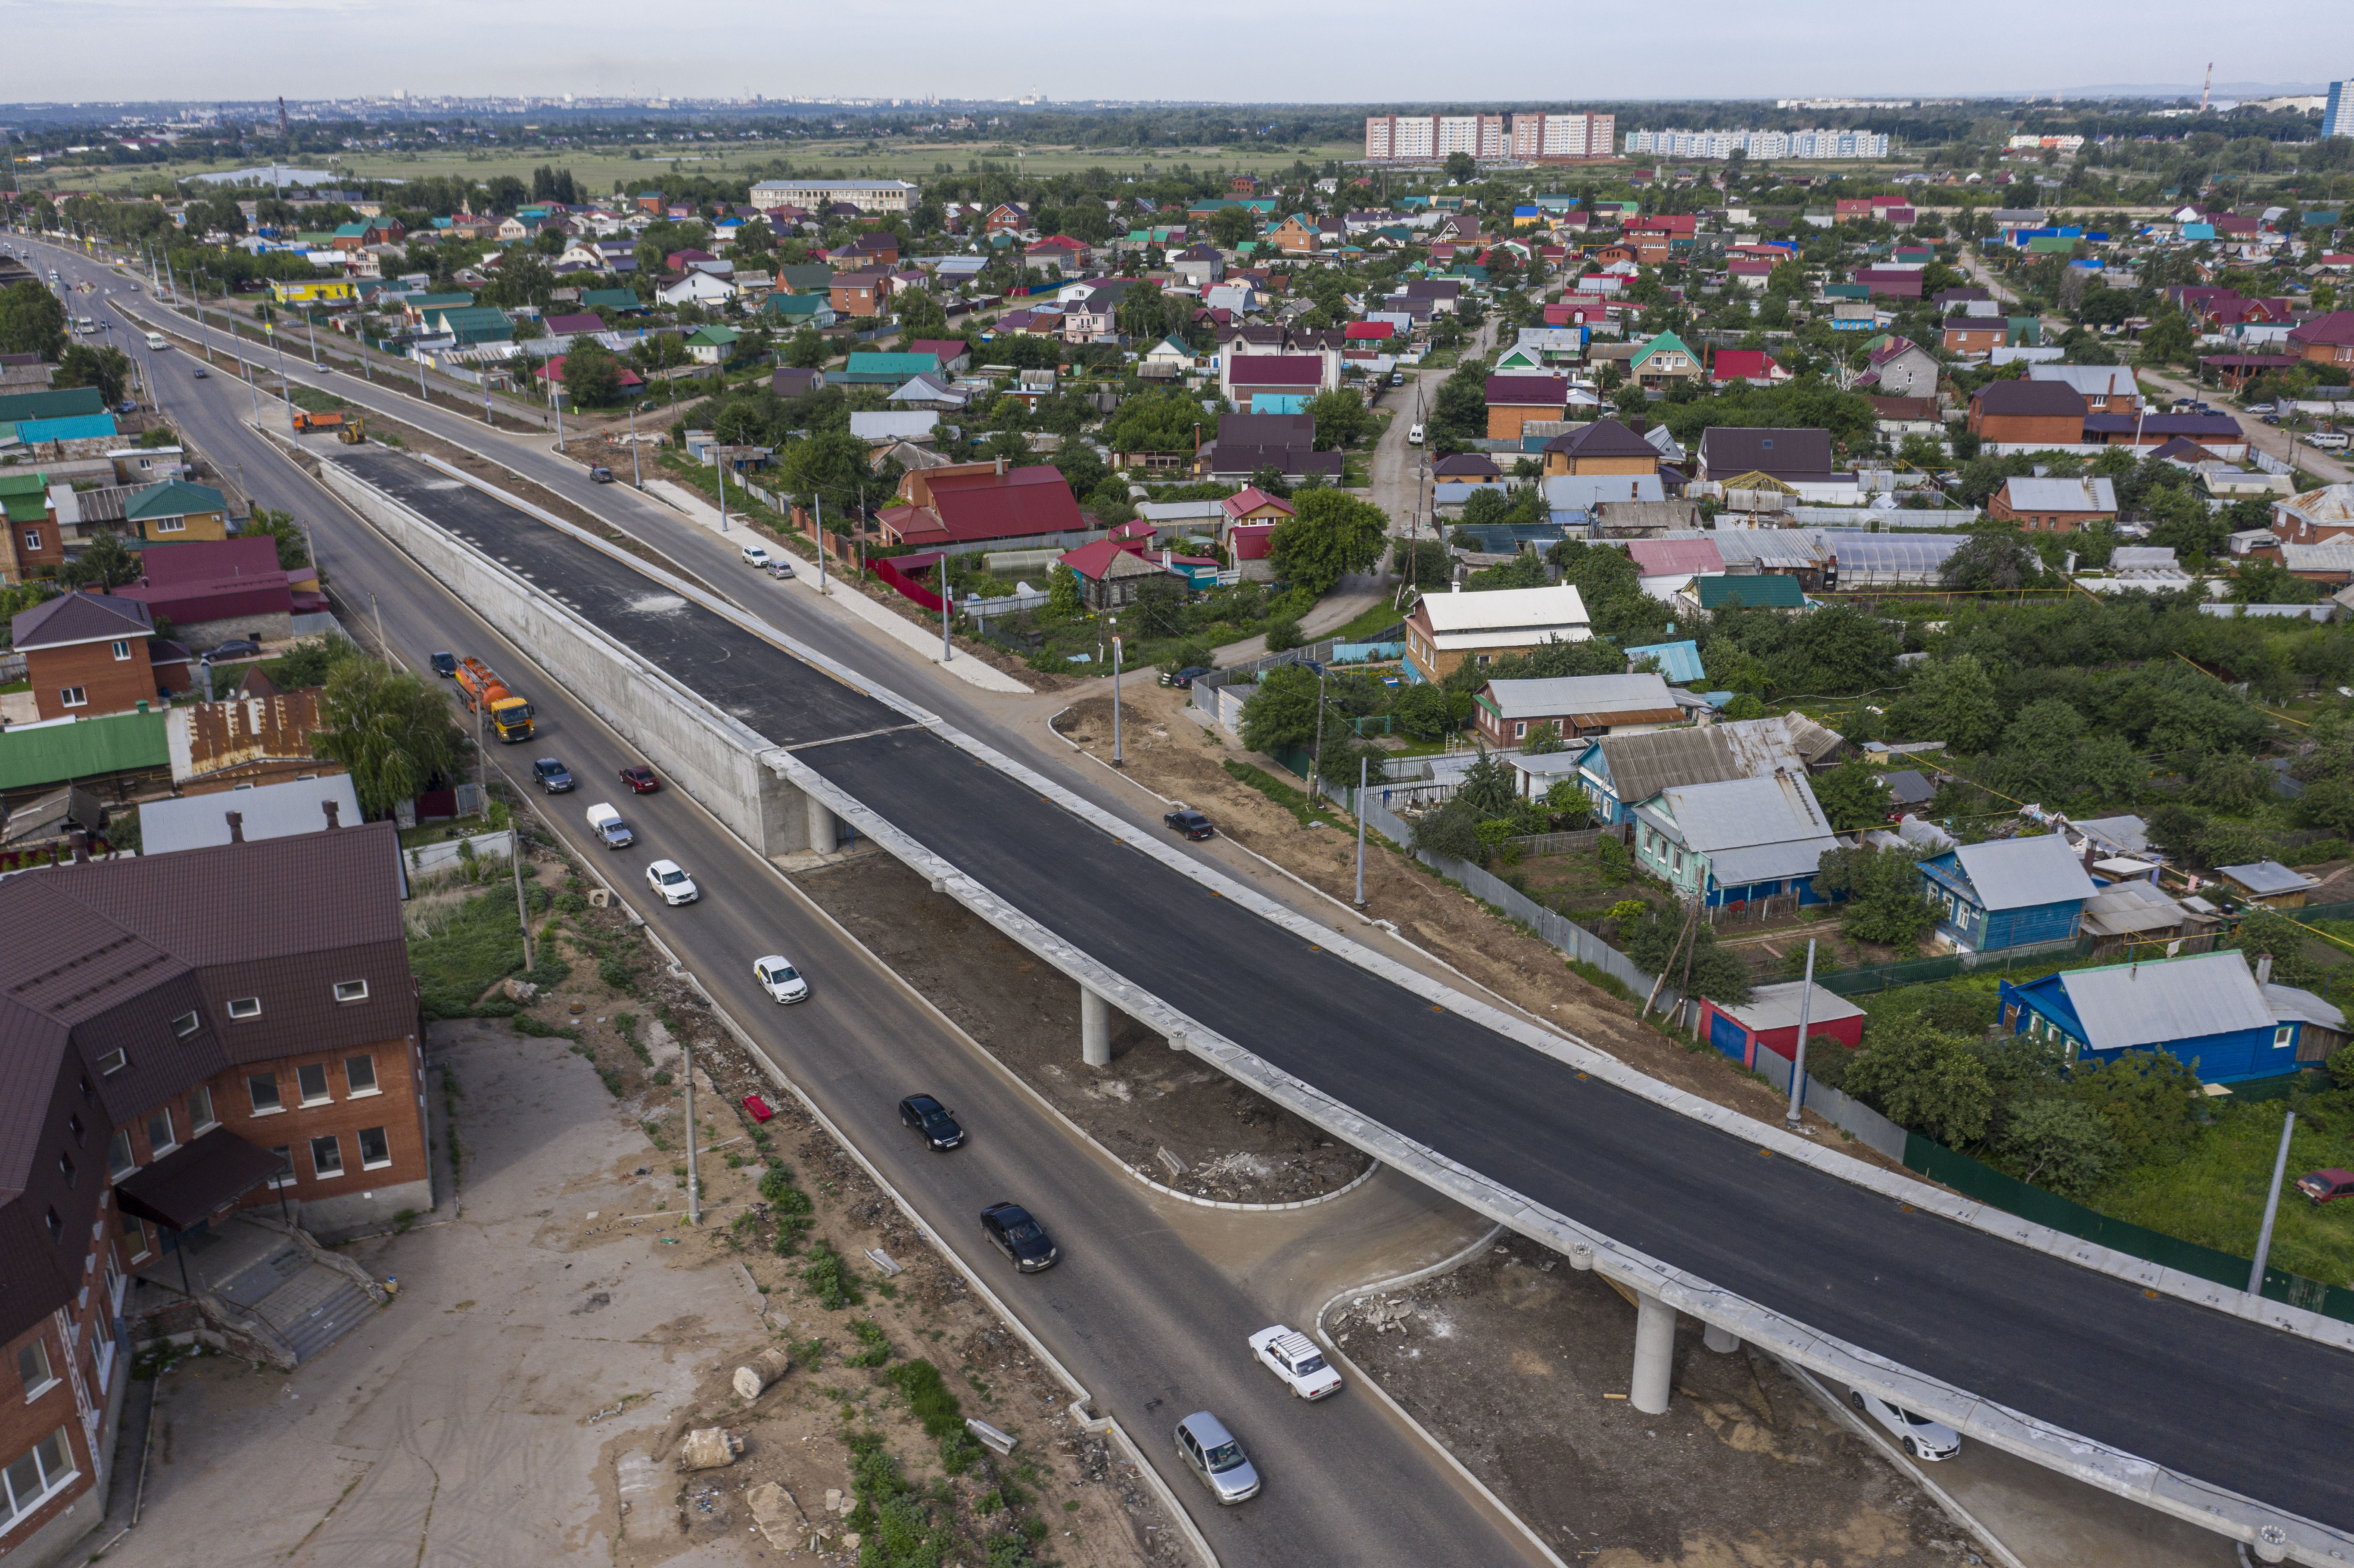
[898,1095,965,1150]
[1164,809,1215,841]
[113,400,138,414]
[978,1202,1057,1271]
[589,467,613,483]
[531,756,576,793]
[645,859,700,905]
[2245,402,2276,414]
[1158,666,1209,689]
[741,543,775,568]
[1249,1326,1343,1400]
[2297,1168,2354,1204]
[752,954,810,1003]
[767,557,796,579]
[619,765,661,793]
[1848,1390,1961,1461]
[1174,1412,1261,1505]
[199,638,260,663]
[1407,423,1425,446]
[585,802,634,848]
[430,651,458,678]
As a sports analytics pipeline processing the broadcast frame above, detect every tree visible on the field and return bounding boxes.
[1996,1097,2122,1198]
[1303,389,1373,450]
[1812,760,1892,831]
[894,289,949,346]
[0,280,65,360]
[1430,365,1488,444]
[1239,664,1323,754]
[55,344,131,405]
[1520,721,1566,755]
[1114,283,1168,344]
[1941,532,2041,591]
[2227,908,2326,989]
[1047,565,1082,617]
[2066,1050,2202,1166]
[1443,152,1478,185]
[1884,655,2004,753]
[311,656,463,818]
[1268,489,1386,595]
[246,508,310,571]
[1812,844,1940,945]
[1842,1016,1996,1146]
[57,531,140,591]
[1208,207,1257,249]
[562,337,624,409]
[1412,795,1483,861]
[1103,386,1209,454]
[1392,684,1456,740]
[1619,904,1751,1004]
[783,327,830,370]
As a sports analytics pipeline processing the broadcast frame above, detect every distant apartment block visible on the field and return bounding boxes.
[747,178,917,214]
[2328,80,2354,138]
[1621,128,1891,160]
[1365,111,1610,163]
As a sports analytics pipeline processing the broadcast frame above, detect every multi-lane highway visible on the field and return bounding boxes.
[29,236,2354,1553]
[22,238,1539,1566]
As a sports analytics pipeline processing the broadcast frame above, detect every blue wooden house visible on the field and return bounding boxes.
[1632,773,1840,908]
[1919,836,2097,952]
[1998,950,2345,1084]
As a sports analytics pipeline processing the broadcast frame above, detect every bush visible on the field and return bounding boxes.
[800,1240,863,1309]
[844,1317,892,1368]
[1264,616,1304,652]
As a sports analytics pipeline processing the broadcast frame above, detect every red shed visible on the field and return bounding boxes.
[1699,980,1865,1070]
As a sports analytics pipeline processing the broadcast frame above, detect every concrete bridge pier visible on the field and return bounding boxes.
[805,795,837,855]
[1703,1322,1740,1354]
[1081,986,1112,1068]
[1631,1290,1677,1415]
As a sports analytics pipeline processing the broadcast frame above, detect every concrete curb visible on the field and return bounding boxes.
[1778,1359,2030,1568]
[1308,1226,1570,1568]
[319,439,2354,1566]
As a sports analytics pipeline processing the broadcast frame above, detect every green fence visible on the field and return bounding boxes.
[1818,936,2093,998]
[1903,1133,2352,1322]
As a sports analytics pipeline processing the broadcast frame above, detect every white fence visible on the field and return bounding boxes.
[403,828,514,877]
[2253,449,2293,476]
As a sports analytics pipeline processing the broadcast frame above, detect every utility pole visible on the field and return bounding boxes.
[371,594,388,663]
[551,377,564,450]
[814,491,828,594]
[940,555,952,662]
[268,317,295,431]
[627,402,642,487]
[1784,940,1816,1130]
[1354,754,1369,908]
[1110,630,1124,765]
[510,796,534,971]
[2248,1110,2297,1295]
[715,448,729,532]
[682,1038,701,1225]
[1308,662,1330,797]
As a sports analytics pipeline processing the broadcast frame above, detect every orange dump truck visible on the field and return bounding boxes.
[453,656,534,742]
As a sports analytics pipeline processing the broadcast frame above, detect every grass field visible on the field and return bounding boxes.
[53,137,1367,197]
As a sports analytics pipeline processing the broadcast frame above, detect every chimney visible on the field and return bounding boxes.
[71,832,88,865]
[994,454,1006,476]
[2257,953,2274,986]
[225,811,244,843]
[322,799,341,829]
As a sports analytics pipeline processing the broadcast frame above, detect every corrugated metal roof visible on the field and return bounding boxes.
[2002,476,2117,513]
[1483,673,1677,722]
[2112,546,2180,570]
[1646,772,1839,884]
[140,775,363,856]
[2073,815,2151,855]
[2055,952,2272,1055]
[1622,639,1705,683]
[1419,584,1589,636]
[0,709,170,791]
[1717,980,1867,1034]
[2264,983,2345,1031]
[1695,575,1805,609]
[2219,860,2317,896]
[1695,530,1829,571]
[1599,716,1805,807]
[1952,834,2098,911]
[1628,538,1724,576]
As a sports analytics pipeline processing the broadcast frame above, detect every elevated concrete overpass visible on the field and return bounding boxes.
[311,439,2353,1566]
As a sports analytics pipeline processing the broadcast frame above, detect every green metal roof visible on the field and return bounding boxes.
[844,352,940,377]
[409,292,475,311]
[124,479,227,522]
[683,325,741,346]
[0,472,48,525]
[1695,574,1806,610]
[0,707,170,792]
[579,288,642,311]
[760,292,830,317]
[0,386,104,424]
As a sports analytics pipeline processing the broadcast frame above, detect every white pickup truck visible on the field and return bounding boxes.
[585,802,634,849]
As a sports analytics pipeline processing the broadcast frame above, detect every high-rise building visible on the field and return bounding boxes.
[1365,109,1612,163]
[1364,115,1438,161]
[2327,80,2354,138]
[1508,112,1615,160]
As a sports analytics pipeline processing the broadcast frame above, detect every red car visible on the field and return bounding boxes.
[620,766,661,793]
[2296,1169,2354,1205]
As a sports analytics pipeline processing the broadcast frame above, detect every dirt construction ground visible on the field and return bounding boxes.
[794,852,1375,1204]
[1334,1238,1980,1568]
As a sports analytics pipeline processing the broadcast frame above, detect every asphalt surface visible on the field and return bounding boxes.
[35,243,1526,1568]
[39,239,2354,1538]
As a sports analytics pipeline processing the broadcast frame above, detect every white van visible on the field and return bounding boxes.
[144,331,168,350]
[2307,432,2350,451]
[1407,423,1425,446]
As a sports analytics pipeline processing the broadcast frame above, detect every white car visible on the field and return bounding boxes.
[753,954,810,1004]
[1848,1389,1960,1461]
[644,859,700,906]
[1407,423,1425,446]
[1248,1325,1343,1400]
[741,543,774,568]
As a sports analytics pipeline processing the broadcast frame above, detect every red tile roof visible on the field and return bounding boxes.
[1058,538,1150,581]
[1709,350,1782,382]
[1221,487,1294,522]
[891,465,1085,547]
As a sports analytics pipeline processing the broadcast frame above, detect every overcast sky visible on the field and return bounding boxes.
[0,0,2338,106]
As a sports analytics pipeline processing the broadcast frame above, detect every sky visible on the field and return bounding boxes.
[0,0,2342,106]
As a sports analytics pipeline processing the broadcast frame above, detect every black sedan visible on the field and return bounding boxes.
[199,638,261,663]
[430,651,458,678]
[1164,809,1215,840]
[531,757,576,793]
[979,1202,1058,1272]
[898,1095,965,1150]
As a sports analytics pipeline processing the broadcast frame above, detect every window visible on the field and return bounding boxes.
[345,1056,378,1097]
[143,1107,173,1156]
[1514,722,1527,738]
[170,1011,198,1038]
[58,688,86,709]
[247,1073,282,1114]
[23,531,40,554]
[119,1212,147,1262]
[226,997,261,1020]
[14,1344,53,1402]
[105,1130,133,1181]
[187,1085,215,1133]
[41,1210,59,1244]
[65,1116,83,1148]
[109,640,130,662]
[153,516,186,533]
[267,1147,294,1189]
[358,1127,391,1170]
[333,980,369,1004]
[310,1136,343,1179]
[2275,1024,2294,1049]
[296,1064,331,1106]
[56,1153,73,1189]
[1,1428,78,1525]
[94,1048,126,1076]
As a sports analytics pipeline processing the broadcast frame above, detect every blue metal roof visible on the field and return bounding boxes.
[13,413,119,443]
[1621,639,1705,683]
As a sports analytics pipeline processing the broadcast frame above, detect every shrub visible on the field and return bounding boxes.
[800,1240,863,1309]
[844,1317,892,1368]
[1263,616,1304,652]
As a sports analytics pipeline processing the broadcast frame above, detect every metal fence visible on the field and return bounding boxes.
[1815,935,2092,998]
[1501,828,1608,858]
[1746,1046,1910,1163]
[2253,449,2293,476]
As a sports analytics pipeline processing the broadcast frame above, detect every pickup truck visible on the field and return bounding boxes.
[585,802,635,849]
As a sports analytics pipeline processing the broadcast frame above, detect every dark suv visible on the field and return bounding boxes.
[531,757,576,793]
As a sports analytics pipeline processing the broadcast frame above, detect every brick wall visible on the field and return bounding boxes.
[0,1220,130,1552]
[26,640,159,722]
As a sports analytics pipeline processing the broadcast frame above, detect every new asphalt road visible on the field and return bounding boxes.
[45,254,1533,1566]
[33,237,2354,1543]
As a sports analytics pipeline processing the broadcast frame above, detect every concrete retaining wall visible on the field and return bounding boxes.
[316,458,819,858]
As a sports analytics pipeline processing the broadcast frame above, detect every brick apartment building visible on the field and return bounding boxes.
[10,593,194,723]
[0,825,425,1565]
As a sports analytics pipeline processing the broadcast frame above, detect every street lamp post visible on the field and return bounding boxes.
[1785,940,1818,1130]
[814,492,828,594]
[2248,1110,2299,1295]
[715,448,729,532]
[268,316,295,431]
[626,402,642,488]
[940,556,952,663]
[1355,755,1369,909]
[1111,629,1123,766]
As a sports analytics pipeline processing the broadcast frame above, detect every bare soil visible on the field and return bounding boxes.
[1054,687,1904,1162]
[793,851,1375,1204]
[1337,1240,1976,1568]
[504,835,1177,1567]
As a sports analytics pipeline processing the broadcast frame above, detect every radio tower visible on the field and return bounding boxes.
[2200,64,2212,112]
